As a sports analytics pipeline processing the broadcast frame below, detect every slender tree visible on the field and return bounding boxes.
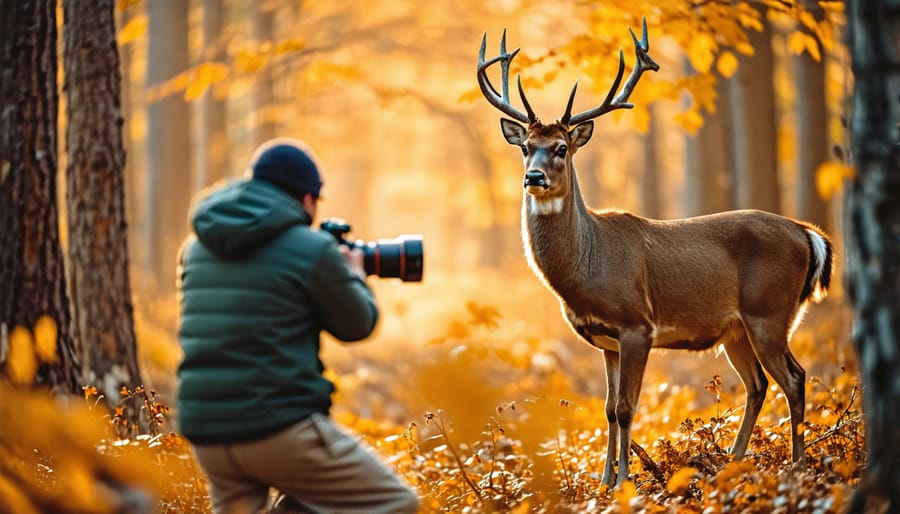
[794,0,831,229]
[844,1,900,512]
[0,0,80,394]
[145,0,191,292]
[729,9,781,212]
[252,2,278,146]
[684,70,734,216]
[197,0,230,191]
[63,0,144,407]
[641,105,662,219]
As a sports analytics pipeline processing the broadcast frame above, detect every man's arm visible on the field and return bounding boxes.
[308,240,379,341]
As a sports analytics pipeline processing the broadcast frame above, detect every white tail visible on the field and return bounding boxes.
[478,21,834,487]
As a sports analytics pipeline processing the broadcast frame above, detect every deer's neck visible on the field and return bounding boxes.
[523,170,597,297]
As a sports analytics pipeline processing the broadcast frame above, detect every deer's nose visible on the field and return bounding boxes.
[524,170,548,188]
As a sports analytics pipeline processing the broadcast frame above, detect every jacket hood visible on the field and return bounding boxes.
[191,179,311,257]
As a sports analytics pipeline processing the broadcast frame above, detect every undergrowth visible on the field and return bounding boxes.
[0,273,863,513]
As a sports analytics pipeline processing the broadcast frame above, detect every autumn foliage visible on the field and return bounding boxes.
[1,271,863,513]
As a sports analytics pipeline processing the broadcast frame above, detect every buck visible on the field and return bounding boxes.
[477,19,833,487]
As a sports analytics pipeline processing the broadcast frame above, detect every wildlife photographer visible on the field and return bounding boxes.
[176,138,419,514]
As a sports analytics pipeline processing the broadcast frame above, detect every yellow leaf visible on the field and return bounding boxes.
[614,480,637,511]
[32,316,58,364]
[716,51,739,78]
[688,34,716,73]
[816,161,856,199]
[805,34,822,62]
[185,64,213,101]
[788,31,807,55]
[666,466,698,495]
[674,109,705,135]
[6,326,37,385]
[117,14,147,45]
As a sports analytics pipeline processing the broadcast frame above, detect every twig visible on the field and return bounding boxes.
[631,440,666,487]
[426,412,483,501]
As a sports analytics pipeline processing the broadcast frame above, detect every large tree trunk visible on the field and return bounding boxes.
[145,0,191,293]
[0,0,80,394]
[729,11,780,213]
[684,71,734,216]
[794,0,831,229]
[197,0,229,191]
[63,0,144,412]
[844,2,900,512]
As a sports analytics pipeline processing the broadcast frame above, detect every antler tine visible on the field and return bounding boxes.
[560,80,578,126]
[565,16,660,127]
[476,29,535,124]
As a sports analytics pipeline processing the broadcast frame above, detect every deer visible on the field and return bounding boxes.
[477,18,833,488]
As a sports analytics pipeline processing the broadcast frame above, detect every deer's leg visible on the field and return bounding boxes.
[744,315,807,467]
[614,328,652,486]
[600,350,620,487]
[721,331,768,459]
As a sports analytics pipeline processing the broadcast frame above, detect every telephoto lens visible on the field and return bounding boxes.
[319,219,424,282]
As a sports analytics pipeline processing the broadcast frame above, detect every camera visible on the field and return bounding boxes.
[319,218,423,282]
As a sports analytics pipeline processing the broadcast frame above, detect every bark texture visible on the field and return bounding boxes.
[0,0,80,394]
[63,0,144,408]
[844,1,900,512]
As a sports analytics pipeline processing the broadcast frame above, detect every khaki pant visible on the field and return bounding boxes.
[192,413,419,514]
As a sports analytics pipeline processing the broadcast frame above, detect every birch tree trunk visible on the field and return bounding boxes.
[0,0,80,394]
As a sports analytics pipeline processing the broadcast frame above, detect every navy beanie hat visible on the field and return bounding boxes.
[250,138,323,198]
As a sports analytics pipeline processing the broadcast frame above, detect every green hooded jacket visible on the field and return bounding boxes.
[176,178,378,445]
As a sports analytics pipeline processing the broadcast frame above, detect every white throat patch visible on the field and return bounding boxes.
[529,196,564,216]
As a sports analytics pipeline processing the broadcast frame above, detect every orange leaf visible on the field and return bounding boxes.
[666,467,698,495]
[32,316,58,364]
[816,161,856,199]
[716,51,739,78]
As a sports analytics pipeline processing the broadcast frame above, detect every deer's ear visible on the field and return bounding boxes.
[570,121,594,148]
[500,118,526,145]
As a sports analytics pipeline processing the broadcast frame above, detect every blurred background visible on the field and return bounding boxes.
[99,0,854,421]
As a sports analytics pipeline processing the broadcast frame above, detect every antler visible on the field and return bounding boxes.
[477,29,537,124]
[561,17,660,127]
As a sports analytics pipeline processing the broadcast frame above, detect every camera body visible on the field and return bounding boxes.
[320,218,423,282]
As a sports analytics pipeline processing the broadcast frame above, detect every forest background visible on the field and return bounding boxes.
[1,0,897,513]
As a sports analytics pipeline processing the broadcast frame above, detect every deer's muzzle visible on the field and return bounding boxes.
[524,170,548,190]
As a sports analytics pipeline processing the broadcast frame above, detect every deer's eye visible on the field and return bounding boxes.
[556,145,568,158]
[520,145,528,156]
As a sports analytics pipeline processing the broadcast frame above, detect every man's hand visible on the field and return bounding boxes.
[339,245,367,281]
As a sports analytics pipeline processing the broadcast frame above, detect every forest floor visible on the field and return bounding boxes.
[1,270,863,513]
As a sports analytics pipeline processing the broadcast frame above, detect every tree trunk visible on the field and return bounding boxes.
[684,70,734,216]
[252,3,278,146]
[641,105,661,219]
[844,2,900,512]
[729,10,780,213]
[63,0,144,413]
[794,0,831,230]
[197,0,229,191]
[0,0,80,394]
[117,5,140,260]
[145,0,191,293]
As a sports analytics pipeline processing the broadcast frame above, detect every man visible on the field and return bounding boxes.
[176,138,419,514]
